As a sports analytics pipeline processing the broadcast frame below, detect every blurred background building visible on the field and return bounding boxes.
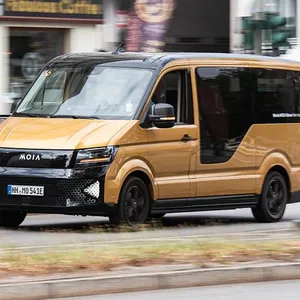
[0,0,109,107]
[0,0,231,107]
[231,0,298,56]
[0,0,299,114]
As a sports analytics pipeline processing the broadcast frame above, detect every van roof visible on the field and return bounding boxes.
[49,52,300,71]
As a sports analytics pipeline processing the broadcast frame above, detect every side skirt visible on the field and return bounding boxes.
[151,194,259,214]
[289,191,300,204]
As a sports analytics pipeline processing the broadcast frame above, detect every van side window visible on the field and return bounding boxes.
[152,70,194,125]
[252,69,298,123]
[196,67,253,164]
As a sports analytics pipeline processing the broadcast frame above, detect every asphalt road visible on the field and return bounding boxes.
[0,203,299,250]
[54,280,300,300]
[20,201,300,229]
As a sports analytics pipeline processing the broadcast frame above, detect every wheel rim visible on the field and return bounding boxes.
[266,178,286,217]
[124,185,145,223]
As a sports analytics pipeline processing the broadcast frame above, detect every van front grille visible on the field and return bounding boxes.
[0,177,103,207]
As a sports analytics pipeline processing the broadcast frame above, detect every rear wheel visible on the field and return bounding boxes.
[109,176,150,226]
[0,211,27,227]
[252,171,287,223]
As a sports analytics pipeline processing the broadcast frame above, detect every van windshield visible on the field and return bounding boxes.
[15,66,153,119]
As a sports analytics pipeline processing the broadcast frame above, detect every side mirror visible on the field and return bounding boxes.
[149,103,175,128]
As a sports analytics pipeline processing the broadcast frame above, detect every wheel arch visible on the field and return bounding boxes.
[256,152,292,197]
[268,165,291,198]
[104,159,158,204]
[127,170,154,201]
[252,165,290,223]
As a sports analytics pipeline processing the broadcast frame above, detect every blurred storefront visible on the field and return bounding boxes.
[9,29,65,99]
[165,0,230,52]
[111,0,230,53]
[0,0,232,111]
[0,0,104,113]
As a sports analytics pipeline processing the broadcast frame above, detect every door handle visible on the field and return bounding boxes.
[181,134,192,142]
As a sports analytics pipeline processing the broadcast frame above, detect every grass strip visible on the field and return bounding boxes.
[1,239,300,277]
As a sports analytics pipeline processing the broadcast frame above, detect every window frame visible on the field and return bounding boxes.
[195,66,254,164]
[149,67,195,126]
[195,65,300,165]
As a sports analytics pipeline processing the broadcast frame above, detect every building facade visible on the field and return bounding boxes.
[0,0,130,113]
[103,0,231,56]
[0,0,272,113]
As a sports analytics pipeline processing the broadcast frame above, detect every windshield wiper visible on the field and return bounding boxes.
[13,112,48,118]
[49,115,101,120]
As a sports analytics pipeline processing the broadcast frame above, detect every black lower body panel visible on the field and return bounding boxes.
[289,191,300,204]
[0,167,116,216]
[151,194,259,214]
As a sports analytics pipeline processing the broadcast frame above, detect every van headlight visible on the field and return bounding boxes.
[75,146,118,166]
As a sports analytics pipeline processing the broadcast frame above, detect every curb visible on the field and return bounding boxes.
[1,262,300,299]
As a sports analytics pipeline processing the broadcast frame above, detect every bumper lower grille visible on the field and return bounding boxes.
[0,177,103,207]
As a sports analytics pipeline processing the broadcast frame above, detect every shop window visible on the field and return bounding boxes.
[152,70,194,125]
[196,67,253,164]
[9,28,65,101]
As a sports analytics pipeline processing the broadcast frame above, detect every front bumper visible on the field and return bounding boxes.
[0,166,116,216]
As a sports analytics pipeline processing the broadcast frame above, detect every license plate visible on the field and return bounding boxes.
[7,185,44,196]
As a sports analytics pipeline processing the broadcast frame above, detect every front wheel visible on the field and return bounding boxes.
[109,176,150,226]
[252,171,287,223]
[0,211,27,227]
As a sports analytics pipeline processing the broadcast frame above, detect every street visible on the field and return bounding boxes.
[53,279,300,300]
[0,203,298,251]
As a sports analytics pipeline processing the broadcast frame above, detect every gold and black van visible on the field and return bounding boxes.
[0,52,299,226]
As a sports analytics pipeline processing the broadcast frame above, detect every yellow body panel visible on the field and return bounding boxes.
[0,118,130,149]
[251,124,300,193]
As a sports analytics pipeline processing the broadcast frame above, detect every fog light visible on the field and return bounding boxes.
[84,181,100,198]
[66,199,80,207]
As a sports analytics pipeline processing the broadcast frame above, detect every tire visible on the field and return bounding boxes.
[0,211,27,227]
[109,176,150,226]
[252,171,288,223]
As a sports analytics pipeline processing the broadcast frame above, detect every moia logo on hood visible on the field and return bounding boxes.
[19,154,41,161]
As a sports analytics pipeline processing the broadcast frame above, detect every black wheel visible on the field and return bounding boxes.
[109,176,150,226]
[0,211,27,227]
[252,171,288,223]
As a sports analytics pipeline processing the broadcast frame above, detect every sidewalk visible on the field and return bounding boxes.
[1,260,300,300]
